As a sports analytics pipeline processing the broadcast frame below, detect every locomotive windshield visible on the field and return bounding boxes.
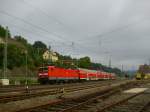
[38,67,48,72]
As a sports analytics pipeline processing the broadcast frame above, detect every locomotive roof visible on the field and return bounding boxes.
[78,68,101,73]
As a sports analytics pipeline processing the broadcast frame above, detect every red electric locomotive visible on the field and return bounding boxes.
[38,66,79,84]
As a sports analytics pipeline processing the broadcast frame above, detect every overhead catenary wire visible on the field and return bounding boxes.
[1,1,149,50]
[0,10,100,56]
[0,17,57,43]
[0,1,113,55]
[0,10,77,44]
[0,10,65,42]
[21,0,74,31]
[0,10,102,55]
[0,0,101,54]
[15,0,149,45]
[0,8,125,63]
[77,17,149,42]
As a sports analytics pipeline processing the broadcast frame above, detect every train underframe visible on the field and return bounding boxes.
[38,77,112,84]
[38,77,85,84]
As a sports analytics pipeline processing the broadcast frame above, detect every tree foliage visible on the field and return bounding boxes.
[0,44,27,69]
[78,56,91,68]
[0,25,11,38]
[33,41,47,52]
[32,41,47,67]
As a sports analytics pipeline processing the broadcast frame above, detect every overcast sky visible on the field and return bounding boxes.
[0,0,150,70]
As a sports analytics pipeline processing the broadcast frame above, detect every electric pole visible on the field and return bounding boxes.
[48,45,51,64]
[121,64,124,72]
[109,55,111,68]
[3,26,8,79]
[25,50,28,86]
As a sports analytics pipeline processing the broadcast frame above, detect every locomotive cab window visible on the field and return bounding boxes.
[38,67,48,72]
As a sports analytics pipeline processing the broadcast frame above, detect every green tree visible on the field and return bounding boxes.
[33,41,47,52]
[78,56,91,68]
[0,44,26,69]
[0,25,11,38]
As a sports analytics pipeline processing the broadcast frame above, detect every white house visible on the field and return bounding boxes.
[43,50,58,62]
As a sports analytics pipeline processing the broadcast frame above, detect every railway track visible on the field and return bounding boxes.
[1,79,146,94]
[16,80,144,112]
[0,80,127,103]
[102,87,150,112]
[21,89,120,112]
[140,101,150,112]
[0,80,119,93]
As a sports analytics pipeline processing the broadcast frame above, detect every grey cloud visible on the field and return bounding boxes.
[0,0,150,70]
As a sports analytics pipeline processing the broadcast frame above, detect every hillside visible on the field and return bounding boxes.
[0,25,123,77]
